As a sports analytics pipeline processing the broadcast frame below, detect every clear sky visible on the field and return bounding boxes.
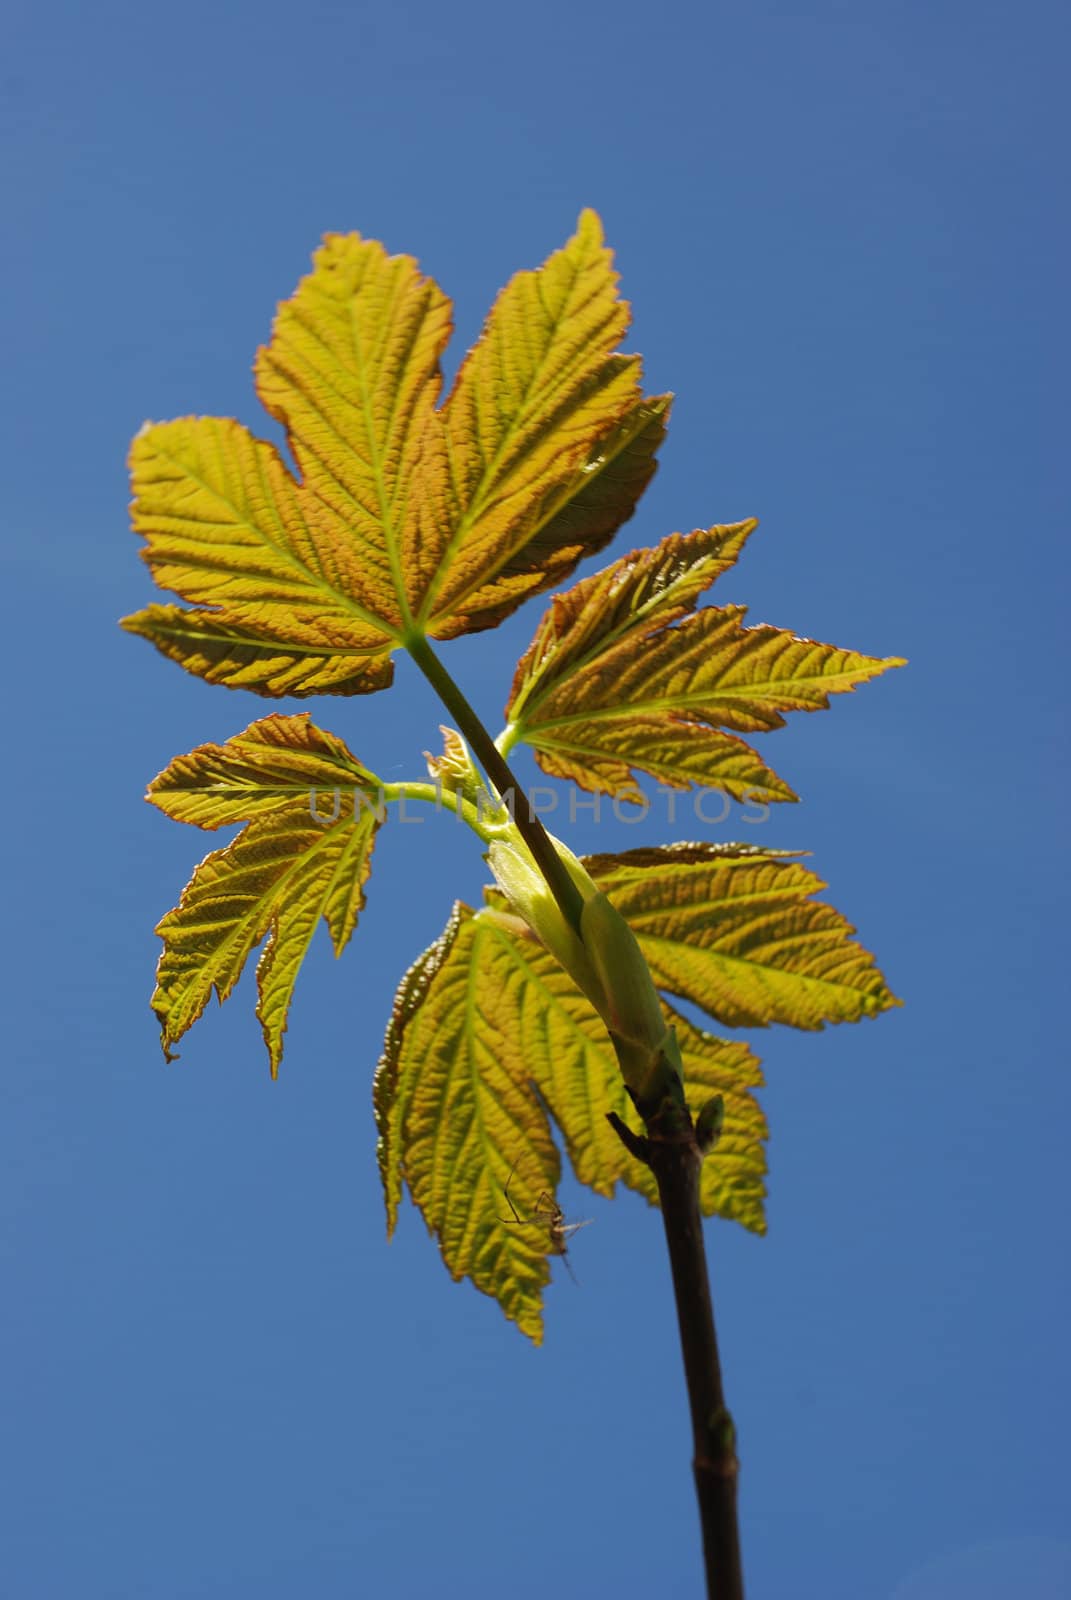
[2,1,1069,1596]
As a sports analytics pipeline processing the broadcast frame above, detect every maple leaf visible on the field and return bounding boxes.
[148,715,385,1076]
[373,905,563,1342]
[374,899,768,1342]
[123,212,668,693]
[584,842,900,1029]
[504,523,905,802]
[374,836,897,1337]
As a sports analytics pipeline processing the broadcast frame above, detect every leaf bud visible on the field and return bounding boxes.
[695,1095,725,1156]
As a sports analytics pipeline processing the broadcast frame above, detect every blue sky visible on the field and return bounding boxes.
[2,1,1069,1596]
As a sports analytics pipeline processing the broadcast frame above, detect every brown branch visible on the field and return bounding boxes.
[608,1103,745,1600]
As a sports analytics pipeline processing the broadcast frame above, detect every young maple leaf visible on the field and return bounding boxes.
[373,893,770,1342]
[122,211,669,693]
[147,715,384,1077]
[503,523,905,804]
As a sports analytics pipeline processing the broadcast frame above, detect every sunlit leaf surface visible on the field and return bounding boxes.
[125,213,667,689]
[121,602,393,696]
[585,843,900,1029]
[149,715,384,1076]
[506,524,904,801]
[124,417,398,697]
[374,897,768,1342]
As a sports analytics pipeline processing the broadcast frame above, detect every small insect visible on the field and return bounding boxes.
[499,1167,593,1283]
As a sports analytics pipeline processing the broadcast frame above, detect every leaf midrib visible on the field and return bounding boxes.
[525,725,789,791]
[414,250,611,626]
[507,527,740,728]
[520,667,869,733]
[639,935,885,1006]
[345,269,416,628]
[430,394,654,626]
[419,921,545,1306]
[156,778,375,821]
[138,610,389,660]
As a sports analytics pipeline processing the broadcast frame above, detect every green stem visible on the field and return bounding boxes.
[494,720,523,760]
[380,779,497,843]
[405,633,586,932]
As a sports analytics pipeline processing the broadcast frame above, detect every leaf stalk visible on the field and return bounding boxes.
[405,633,587,933]
[380,779,498,843]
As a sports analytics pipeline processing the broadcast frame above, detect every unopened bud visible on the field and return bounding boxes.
[487,829,680,1101]
[695,1095,725,1156]
[485,836,604,1012]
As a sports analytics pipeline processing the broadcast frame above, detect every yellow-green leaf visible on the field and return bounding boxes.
[585,843,900,1029]
[120,604,394,697]
[148,712,380,828]
[375,906,469,1238]
[150,716,384,1076]
[516,716,793,808]
[255,231,453,629]
[374,905,561,1343]
[412,211,660,635]
[125,416,397,694]
[510,522,755,711]
[373,899,767,1340]
[127,214,667,693]
[491,397,670,601]
[505,523,904,800]
[469,908,768,1232]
